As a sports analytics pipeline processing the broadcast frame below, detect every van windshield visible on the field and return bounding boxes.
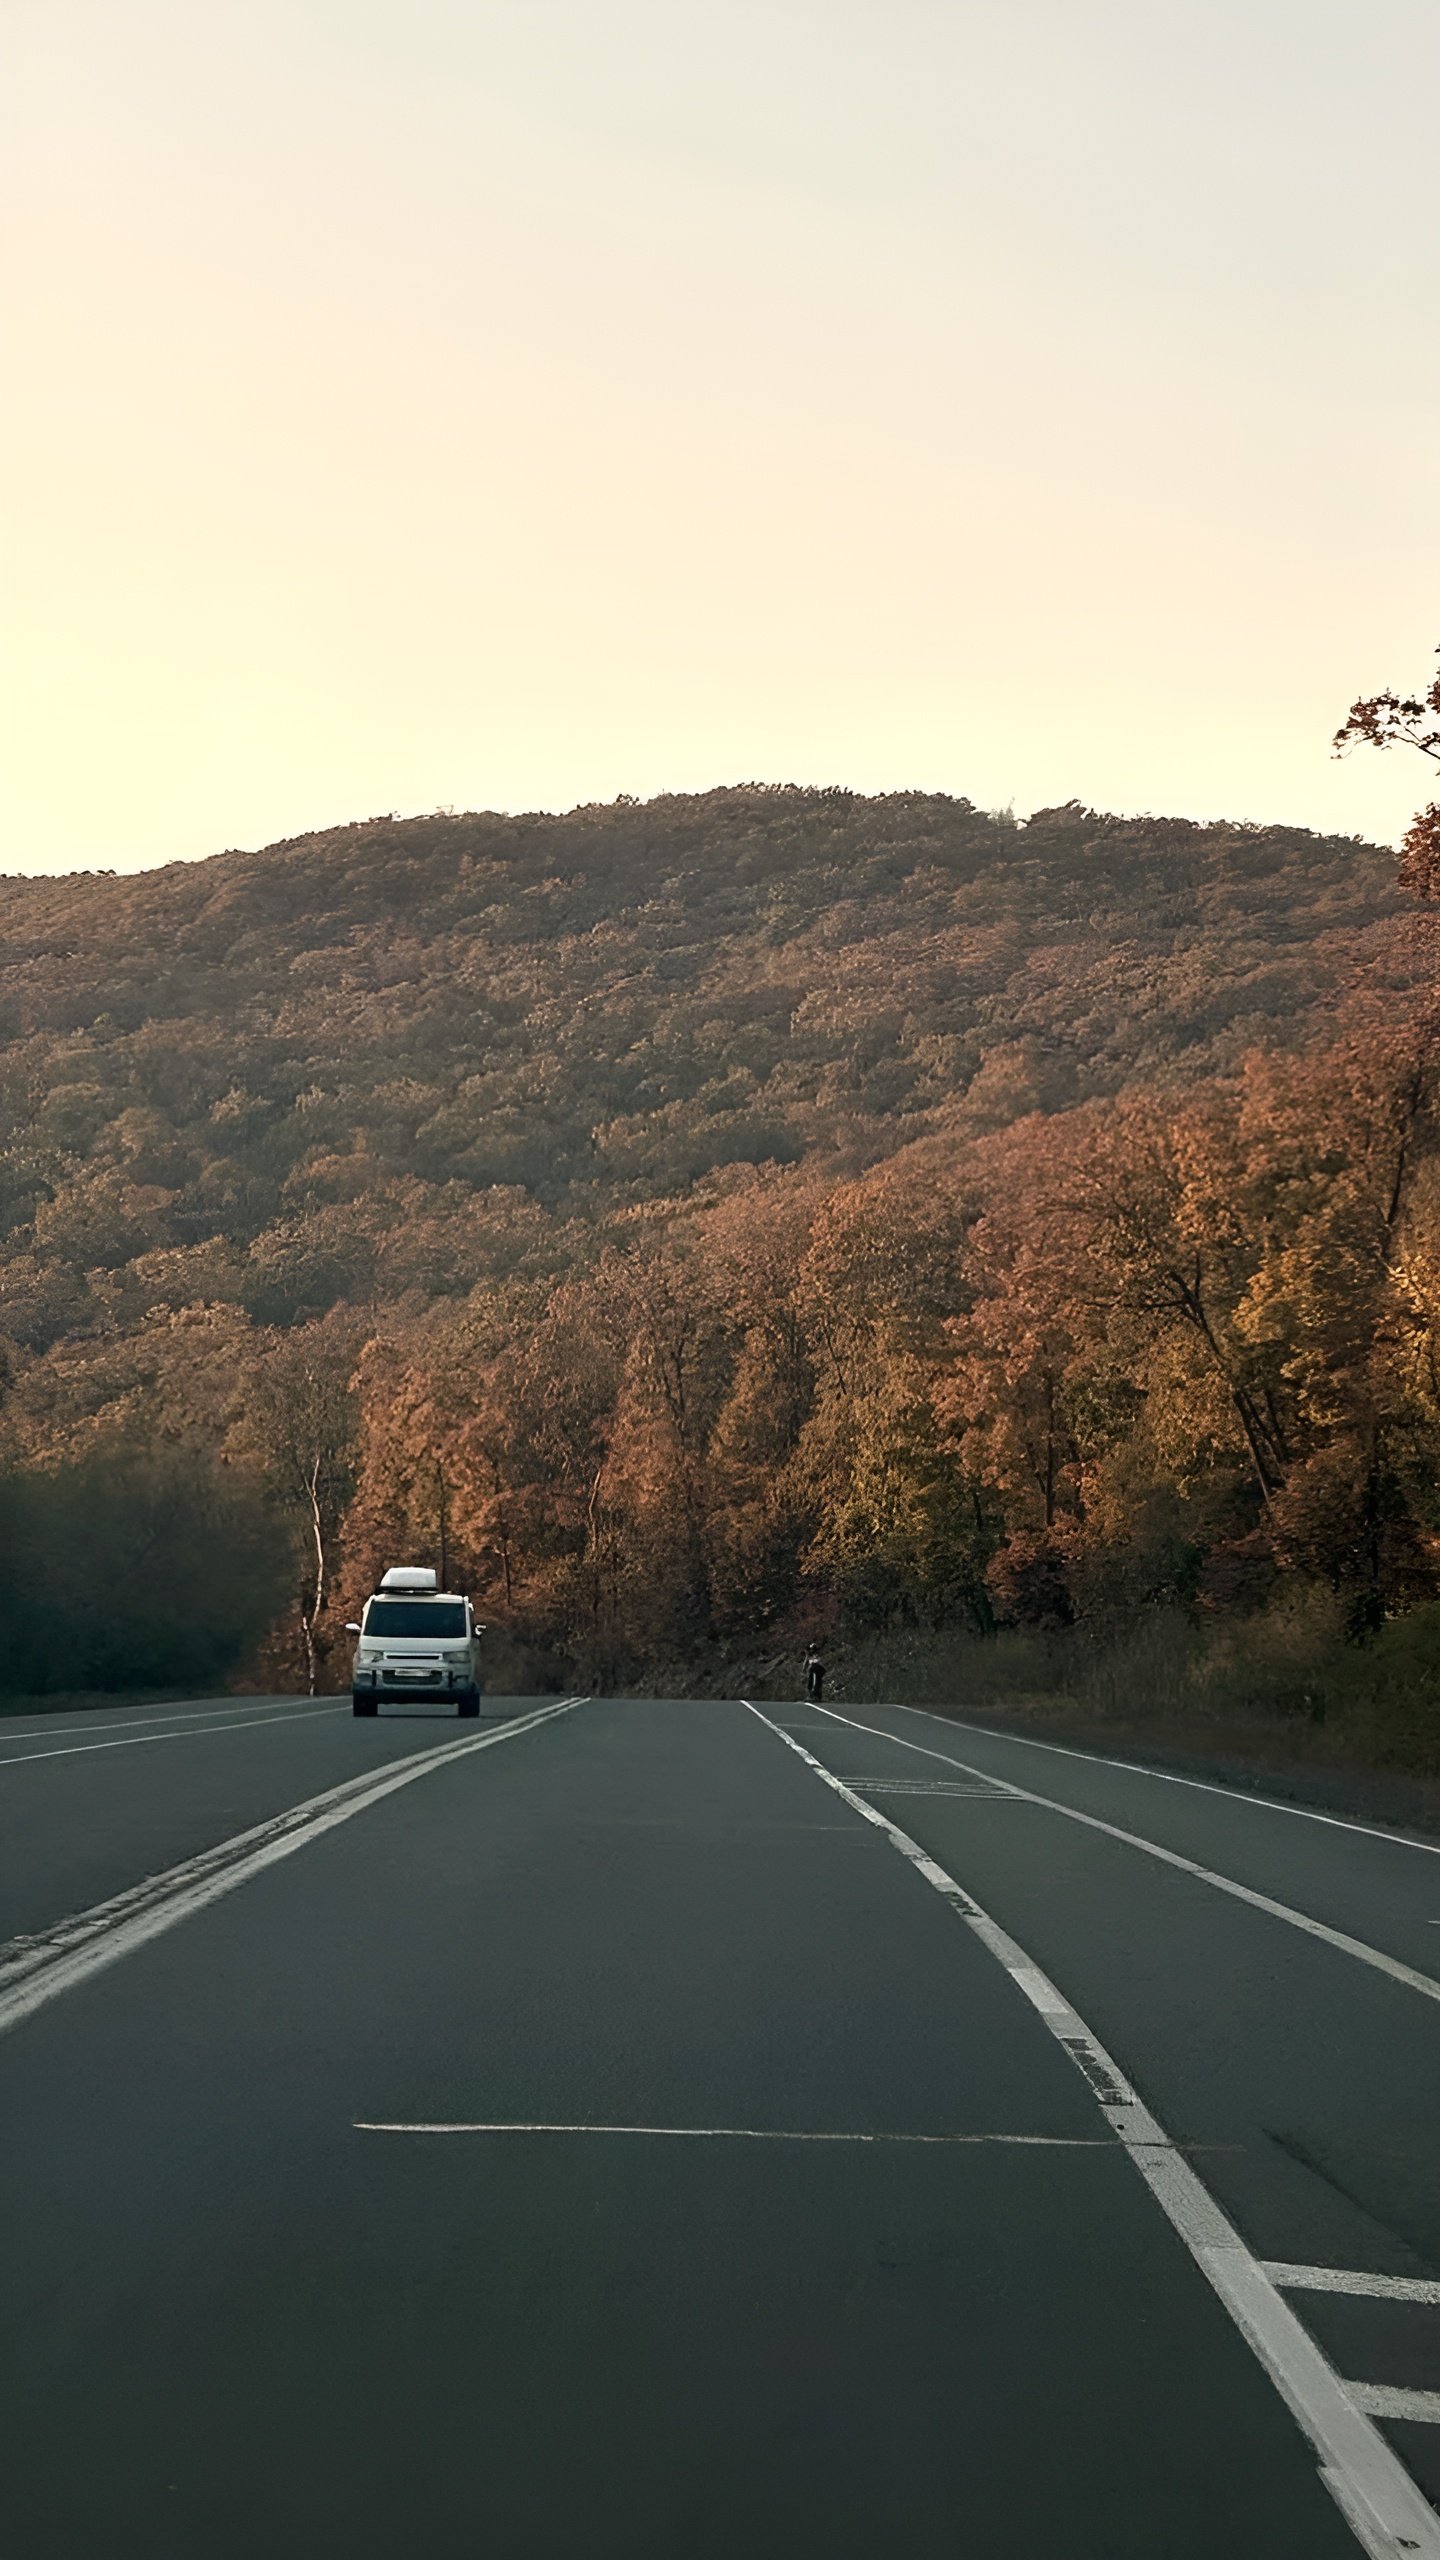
[363,1601,467,1638]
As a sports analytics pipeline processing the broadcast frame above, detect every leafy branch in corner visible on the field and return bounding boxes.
[1334,645,1440,899]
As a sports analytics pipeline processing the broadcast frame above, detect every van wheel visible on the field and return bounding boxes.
[353,1692,378,1717]
[458,1688,481,1718]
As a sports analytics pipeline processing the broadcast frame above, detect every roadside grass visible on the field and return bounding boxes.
[713,1594,1440,1833]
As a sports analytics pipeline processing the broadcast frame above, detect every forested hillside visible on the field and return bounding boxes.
[3,787,1438,1761]
[0,790,1417,1343]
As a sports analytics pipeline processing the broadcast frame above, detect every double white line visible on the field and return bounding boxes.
[0,1697,588,2040]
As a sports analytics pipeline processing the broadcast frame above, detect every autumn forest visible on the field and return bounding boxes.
[4,781,1440,1769]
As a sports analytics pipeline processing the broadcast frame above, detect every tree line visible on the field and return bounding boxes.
[2,753,1439,1757]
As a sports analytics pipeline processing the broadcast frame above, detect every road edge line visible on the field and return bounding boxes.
[0,1702,348,1770]
[742,1698,1440,2560]
[884,1699,1440,1859]
[798,1701,1440,2008]
[0,1698,589,2039]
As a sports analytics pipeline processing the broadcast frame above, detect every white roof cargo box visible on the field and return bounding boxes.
[379,1566,438,1594]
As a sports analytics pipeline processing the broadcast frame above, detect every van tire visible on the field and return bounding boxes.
[352,1692,378,1717]
[458,1688,481,1718]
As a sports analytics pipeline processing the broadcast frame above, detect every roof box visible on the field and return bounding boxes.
[379,1566,438,1594]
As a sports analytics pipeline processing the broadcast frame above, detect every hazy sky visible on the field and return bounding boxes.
[3,0,1437,874]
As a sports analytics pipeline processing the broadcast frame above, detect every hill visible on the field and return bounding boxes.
[0,789,1419,1348]
[4,787,1440,1756]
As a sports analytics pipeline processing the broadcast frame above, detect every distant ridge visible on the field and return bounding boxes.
[0,787,1420,1351]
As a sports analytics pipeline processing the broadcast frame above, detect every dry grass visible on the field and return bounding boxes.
[722,1595,1440,1831]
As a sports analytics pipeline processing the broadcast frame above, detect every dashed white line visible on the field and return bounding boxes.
[0,1698,588,2037]
[0,1703,348,1769]
[797,1702,1440,2009]
[744,1698,1440,2560]
[883,1700,1440,1860]
[1267,2267,1440,2308]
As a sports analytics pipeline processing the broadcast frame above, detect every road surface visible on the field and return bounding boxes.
[2,1688,1438,2558]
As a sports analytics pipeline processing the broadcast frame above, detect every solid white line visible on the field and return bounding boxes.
[0,1698,588,2037]
[1350,2386,1440,2426]
[0,1697,308,1743]
[352,2121,1115,2145]
[1266,2266,1440,2307]
[801,1703,1440,2010]
[0,1704,347,1769]
[882,1700,1440,1860]
[743,1699,1440,2560]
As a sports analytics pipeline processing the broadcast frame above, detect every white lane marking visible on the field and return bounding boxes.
[1351,2387,1440,2427]
[882,1700,1440,1860]
[353,2121,1117,2145]
[801,1703,1440,2010]
[851,1778,1021,1799]
[743,1700,1440,2560]
[1267,2267,1440,2308]
[0,1699,588,2037]
[0,1697,307,1742]
[0,1704,347,1769]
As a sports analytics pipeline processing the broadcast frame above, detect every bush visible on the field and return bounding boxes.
[1321,1603,1440,1773]
[748,1586,1440,1779]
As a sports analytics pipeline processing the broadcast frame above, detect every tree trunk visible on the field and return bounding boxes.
[304,1455,326,1697]
[299,1599,318,1698]
[1170,1259,1281,1508]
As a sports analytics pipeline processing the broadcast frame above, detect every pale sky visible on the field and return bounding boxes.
[3,0,1437,874]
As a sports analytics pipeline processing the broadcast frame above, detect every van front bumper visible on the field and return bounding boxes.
[352,1665,468,1701]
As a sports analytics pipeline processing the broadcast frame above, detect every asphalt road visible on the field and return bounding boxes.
[2,1689,1438,2559]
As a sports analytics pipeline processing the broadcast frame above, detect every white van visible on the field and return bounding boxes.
[347,1567,485,1717]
